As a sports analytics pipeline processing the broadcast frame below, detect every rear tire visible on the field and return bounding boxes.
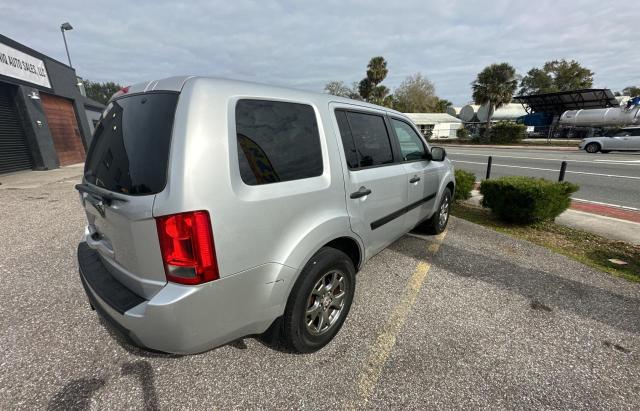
[420,188,451,235]
[280,247,355,353]
[585,142,600,153]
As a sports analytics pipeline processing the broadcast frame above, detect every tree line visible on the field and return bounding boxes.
[324,56,452,113]
[471,59,640,133]
[81,58,639,112]
[326,57,639,124]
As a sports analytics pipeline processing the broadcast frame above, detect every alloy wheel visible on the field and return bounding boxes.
[439,196,450,227]
[305,270,346,335]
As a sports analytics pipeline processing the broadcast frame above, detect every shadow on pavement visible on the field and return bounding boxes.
[390,235,640,335]
[47,378,105,411]
[121,361,160,411]
[47,361,161,411]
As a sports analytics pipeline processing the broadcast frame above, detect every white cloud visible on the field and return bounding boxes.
[3,0,638,105]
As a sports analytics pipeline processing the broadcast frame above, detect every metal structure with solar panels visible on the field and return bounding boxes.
[513,89,619,115]
[512,89,627,138]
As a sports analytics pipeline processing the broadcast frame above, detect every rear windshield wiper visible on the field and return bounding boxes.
[75,183,129,205]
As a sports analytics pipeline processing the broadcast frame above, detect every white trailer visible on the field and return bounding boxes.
[559,106,640,127]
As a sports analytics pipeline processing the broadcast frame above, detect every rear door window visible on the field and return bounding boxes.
[236,99,323,185]
[340,111,394,168]
[614,130,632,137]
[84,92,179,195]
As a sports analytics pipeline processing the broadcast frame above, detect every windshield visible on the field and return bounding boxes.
[83,92,179,195]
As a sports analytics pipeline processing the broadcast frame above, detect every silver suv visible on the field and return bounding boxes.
[76,76,455,354]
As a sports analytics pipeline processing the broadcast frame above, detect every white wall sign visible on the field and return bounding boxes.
[0,42,51,88]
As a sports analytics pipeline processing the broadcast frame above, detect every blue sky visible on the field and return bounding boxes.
[2,0,638,105]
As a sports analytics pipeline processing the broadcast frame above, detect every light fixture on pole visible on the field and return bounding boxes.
[60,22,74,68]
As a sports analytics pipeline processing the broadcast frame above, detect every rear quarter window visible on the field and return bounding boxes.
[236,99,323,185]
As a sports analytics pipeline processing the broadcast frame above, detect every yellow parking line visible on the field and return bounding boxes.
[349,230,447,409]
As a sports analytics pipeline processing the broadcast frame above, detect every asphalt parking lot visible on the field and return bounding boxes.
[1,173,639,409]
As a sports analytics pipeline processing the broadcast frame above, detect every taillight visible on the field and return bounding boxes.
[155,210,219,285]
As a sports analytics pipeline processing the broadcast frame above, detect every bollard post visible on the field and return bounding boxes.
[559,161,567,182]
[486,156,493,180]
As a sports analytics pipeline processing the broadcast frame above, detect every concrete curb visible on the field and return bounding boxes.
[570,200,640,224]
[556,210,640,245]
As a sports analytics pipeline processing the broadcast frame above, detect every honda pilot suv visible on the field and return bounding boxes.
[76,76,455,354]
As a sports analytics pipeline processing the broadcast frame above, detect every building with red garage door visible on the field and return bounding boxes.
[0,34,103,174]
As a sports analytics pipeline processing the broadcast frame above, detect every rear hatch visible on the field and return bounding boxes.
[79,91,179,299]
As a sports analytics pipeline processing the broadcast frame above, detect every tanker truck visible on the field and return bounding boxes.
[559,103,640,127]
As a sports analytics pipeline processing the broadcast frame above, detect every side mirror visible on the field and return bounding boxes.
[430,146,447,161]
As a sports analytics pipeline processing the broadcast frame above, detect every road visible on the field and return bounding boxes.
[447,147,640,209]
[1,170,639,409]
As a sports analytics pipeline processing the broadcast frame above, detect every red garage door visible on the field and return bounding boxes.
[41,93,85,166]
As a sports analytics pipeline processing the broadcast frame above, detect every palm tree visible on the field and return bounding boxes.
[472,63,518,139]
[366,56,388,85]
[434,98,452,113]
[359,56,390,105]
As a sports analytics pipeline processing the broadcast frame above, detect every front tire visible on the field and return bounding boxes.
[585,142,600,153]
[280,247,355,353]
[420,188,451,235]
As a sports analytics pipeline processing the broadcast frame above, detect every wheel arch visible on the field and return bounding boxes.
[272,230,360,321]
[430,167,455,216]
[446,180,455,197]
[585,141,601,152]
[322,236,362,272]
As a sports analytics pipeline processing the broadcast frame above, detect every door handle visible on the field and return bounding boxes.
[350,186,372,199]
[409,176,421,183]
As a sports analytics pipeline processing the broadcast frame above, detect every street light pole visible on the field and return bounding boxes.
[60,22,73,68]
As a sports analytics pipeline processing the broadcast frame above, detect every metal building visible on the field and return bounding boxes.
[0,34,101,174]
[404,113,462,139]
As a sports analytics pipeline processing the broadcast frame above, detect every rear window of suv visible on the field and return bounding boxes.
[236,99,323,185]
[84,92,179,195]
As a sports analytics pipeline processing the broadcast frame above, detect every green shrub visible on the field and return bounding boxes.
[456,127,471,140]
[454,169,476,201]
[480,176,579,223]
[488,121,526,144]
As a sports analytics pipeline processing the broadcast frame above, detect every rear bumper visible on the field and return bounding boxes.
[77,242,297,354]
